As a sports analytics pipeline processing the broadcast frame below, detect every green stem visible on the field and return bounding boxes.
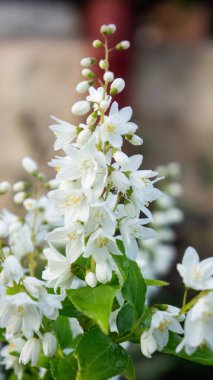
[182,286,188,307]
[179,289,212,316]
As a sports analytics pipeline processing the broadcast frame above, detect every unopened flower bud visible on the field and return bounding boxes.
[42,332,57,357]
[87,111,97,126]
[167,162,181,177]
[19,338,40,366]
[13,181,28,192]
[115,40,130,50]
[47,180,60,190]
[80,57,96,67]
[99,59,109,70]
[76,81,90,94]
[93,39,102,48]
[100,100,109,112]
[113,151,129,167]
[81,69,95,79]
[13,191,28,204]
[96,262,112,283]
[22,157,38,174]
[71,101,91,116]
[85,272,97,288]
[23,198,37,211]
[0,181,11,194]
[100,24,116,35]
[110,78,125,95]
[3,255,24,283]
[103,71,114,83]
[129,134,143,146]
[76,129,92,147]
[167,183,183,197]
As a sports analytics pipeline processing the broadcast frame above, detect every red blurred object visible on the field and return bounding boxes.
[84,0,135,106]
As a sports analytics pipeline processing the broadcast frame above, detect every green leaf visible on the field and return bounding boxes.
[51,354,78,380]
[60,296,83,318]
[53,316,73,349]
[163,332,213,366]
[36,354,50,369]
[145,279,169,287]
[41,370,54,380]
[0,327,6,342]
[113,254,147,320]
[75,328,135,380]
[67,283,119,334]
[117,303,135,335]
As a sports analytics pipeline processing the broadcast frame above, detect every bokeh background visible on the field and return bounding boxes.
[0,0,213,379]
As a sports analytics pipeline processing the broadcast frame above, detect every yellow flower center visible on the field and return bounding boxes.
[106,123,116,134]
[193,266,201,280]
[66,195,81,206]
[67,232,77,241]
[15,305,25,316]
[97,237,109,248]
[94,209,103,220]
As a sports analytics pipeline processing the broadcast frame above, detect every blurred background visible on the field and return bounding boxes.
[0,0,213,379]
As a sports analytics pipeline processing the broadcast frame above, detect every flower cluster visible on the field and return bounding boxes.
[0,23,212,380]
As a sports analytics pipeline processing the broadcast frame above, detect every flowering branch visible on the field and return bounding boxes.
[0,23,212,380]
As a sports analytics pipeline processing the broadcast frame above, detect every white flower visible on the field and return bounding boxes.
[100,102,137,148]
[151,307,184,351]
[52,137,107,189]
[96,261,112,283]
[176,293,213,355]
[85,272,97,288]
[86,86,111,111]
[0,293,42,339]
[1,338,25,380]
[9,224,34,259]
[47,223,85,263]
[84,201,117,235]
[140,329,157,358]
[0,181,11,194]
[23,198,37,211]
[42,244,73,290]
[2,255,24,283]
[22,157,38,174]
[49,116,77,150]
[42,332,57,357]
[23,277,65,319]
[141,307,184,358]
[120,218,156,259]
[84,228,120,263]
[48,188,91,225]
[177,247,213,290]
[71,100,91,116]
[0,209,18,238]
[110,78,125,95]
[19,337,40,366]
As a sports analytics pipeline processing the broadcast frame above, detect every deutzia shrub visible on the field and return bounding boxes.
[0,24,213,380]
